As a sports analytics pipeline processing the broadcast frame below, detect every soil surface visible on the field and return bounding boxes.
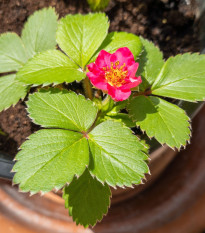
[0,0,200,156]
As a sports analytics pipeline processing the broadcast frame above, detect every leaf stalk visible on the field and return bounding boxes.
[83,76,93,100]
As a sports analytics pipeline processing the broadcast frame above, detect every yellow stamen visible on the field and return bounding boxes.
[103,61,128,87]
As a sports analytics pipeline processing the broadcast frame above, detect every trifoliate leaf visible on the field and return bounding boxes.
[13,129,89,194]
[16,50,85,85]
[0,74,27,111]
[137,37,164,91]
[27,88,98,132]
[63,169,111,227]
[90,32,142,63]
[128,95,190,149]
[152,53,205,101]
[88,120,149,187]
[56,13,109,68]
[22,7,58,58]
[0,33,28,73]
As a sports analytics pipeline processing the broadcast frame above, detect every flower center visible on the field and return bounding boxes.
[103,61,128,87]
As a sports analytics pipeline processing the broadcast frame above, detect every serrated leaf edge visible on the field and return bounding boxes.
[127,96,192,150]
[57,12,109,69]
[26,88,98,130]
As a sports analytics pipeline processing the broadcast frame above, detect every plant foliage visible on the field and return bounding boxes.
[0,7,58,111]
[0,9,204,228]
[13,89,149,225]
[87,0,110,11]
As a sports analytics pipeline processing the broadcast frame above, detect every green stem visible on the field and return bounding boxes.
[83,76,93,100]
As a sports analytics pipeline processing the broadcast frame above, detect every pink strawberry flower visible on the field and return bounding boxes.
[87,47,142,101]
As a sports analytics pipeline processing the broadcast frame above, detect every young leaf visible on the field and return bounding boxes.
[106,100,128,115]
[128,96,190,149]
[56,13,109,68]
[13,129,89,194]
[90,32,142,63]
[16,50,85,85]
[88,120,149,187]
[104,113,136,128]
[151,53,205,102]
[0,33,28,73]
[87,0,110,11]
[137,37,164,91]
[27,89,98,132]
[22,7,58,58]
[63,169,111,227]
[0,74,27,111]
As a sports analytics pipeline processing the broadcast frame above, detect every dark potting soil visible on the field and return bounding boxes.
[0,0,200,156]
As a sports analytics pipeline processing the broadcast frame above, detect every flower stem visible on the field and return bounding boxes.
[83,76,93,100]
[133,89,152,97]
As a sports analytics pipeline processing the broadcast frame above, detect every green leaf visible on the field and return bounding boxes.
[105,113,136,128]
[63,169,111,227]
[137,37,164,91]
[13,129,89,194]
[128,96,190,149]
[90,32,142,63]
[27,88,98,132]
[16,50,85,85]
[0,74,27,111]
[106,100,128,115]
[88,120,149,187]
[56,13,109,68]
[0,129,6,136]
[22,7,58,58]
[97,95,114,113]
[100,98,135,127]
[151,53,205,101]
[0,33,28,73]
[87,0,110,11]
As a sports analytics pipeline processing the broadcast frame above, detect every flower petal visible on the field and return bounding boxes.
[87,62,98,72]
[127,62,139,78]
[87,62,104,76]
[121,76,142,90]
[107,85,131,101]
[87,72,108,91]
[110,47,135,66]
[95,50,111,68]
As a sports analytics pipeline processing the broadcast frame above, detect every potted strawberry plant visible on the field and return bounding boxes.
[0,0,204,231]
